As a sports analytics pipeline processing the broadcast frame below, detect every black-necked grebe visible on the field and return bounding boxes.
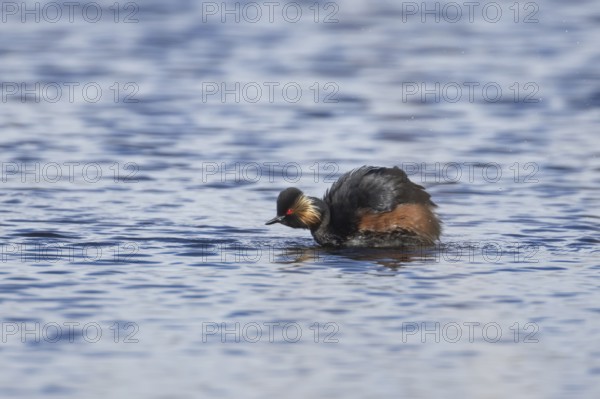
[265,166,441,247]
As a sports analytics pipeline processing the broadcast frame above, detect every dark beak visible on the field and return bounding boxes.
[265,215,285,225]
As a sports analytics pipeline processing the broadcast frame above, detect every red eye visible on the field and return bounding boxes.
[286,209,293,215]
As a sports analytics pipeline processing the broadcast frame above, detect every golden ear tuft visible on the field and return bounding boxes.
[292,195,321,226]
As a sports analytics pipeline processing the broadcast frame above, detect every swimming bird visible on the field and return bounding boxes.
[266,166,441,247]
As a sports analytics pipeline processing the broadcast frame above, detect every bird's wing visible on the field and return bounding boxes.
[324,166,436,235]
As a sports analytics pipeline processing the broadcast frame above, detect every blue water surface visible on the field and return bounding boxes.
[0,1,599,398]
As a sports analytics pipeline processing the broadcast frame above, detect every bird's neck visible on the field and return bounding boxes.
[308,197,329,231]
[308,197,342,246]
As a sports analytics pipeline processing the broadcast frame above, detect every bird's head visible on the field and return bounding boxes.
[265,188,322,229]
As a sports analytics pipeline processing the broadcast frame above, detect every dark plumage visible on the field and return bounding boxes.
[266,166,441,247]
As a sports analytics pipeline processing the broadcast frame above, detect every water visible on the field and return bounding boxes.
[0,0,599,398]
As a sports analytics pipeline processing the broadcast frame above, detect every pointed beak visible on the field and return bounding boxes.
[265,215,285,225]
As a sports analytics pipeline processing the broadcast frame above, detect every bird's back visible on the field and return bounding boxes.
[322,166,439,246]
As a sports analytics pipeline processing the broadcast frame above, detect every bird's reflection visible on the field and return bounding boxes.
[270,243,438,269]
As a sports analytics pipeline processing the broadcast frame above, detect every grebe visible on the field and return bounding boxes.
[266,166,441,247]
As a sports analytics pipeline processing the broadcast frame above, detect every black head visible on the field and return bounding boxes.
[265,187,321,229]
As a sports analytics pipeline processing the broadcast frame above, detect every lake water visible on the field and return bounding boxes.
[0,0,599,398]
